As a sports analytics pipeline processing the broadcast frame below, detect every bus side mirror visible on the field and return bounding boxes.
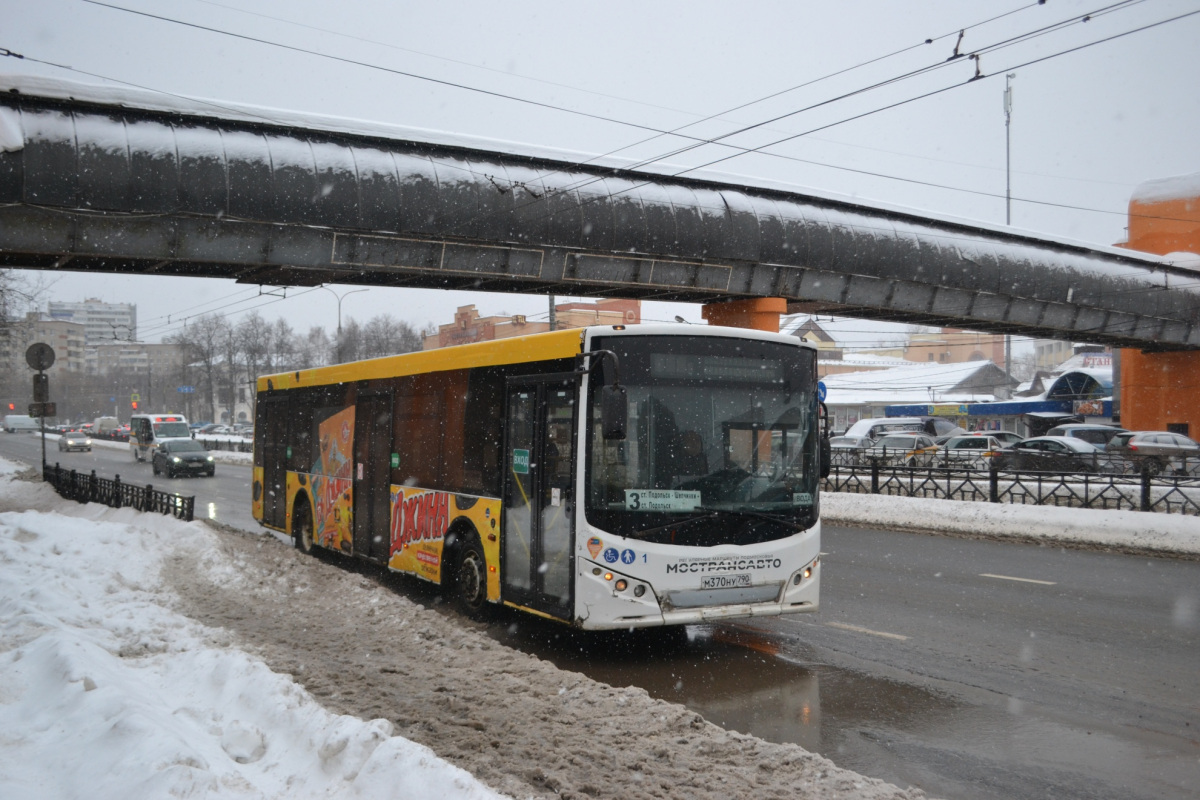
[820,436,831,478]
[600,385,627,440]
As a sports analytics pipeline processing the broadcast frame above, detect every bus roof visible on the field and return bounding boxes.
[256,324,812,392]
[257,326,587,392]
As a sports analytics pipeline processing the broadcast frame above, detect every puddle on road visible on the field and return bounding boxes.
[482,617,1197,800]
[482,617,958,757]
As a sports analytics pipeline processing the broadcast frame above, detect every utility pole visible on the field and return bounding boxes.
[548,295,557,331]
[1003,72,1015,376]
[1004,72,1015,226]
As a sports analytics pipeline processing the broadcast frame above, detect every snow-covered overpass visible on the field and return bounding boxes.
[2,76,1198,350]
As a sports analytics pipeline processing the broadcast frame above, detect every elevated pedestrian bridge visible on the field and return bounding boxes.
[2,76,1198,349]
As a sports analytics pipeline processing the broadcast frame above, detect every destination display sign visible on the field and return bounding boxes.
[624,489,701,512]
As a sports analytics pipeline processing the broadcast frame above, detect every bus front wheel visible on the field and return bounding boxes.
[455,537,489,618]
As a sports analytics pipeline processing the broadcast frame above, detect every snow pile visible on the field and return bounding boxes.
[0,463,507,800]
[823,491,1200,555]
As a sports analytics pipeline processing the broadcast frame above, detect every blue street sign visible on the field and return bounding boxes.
[817,381,827,402]
[177,385,196,393]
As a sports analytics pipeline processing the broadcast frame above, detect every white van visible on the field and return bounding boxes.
[3,414,40,433]
[129,413,191,461]
[842,417,927,442]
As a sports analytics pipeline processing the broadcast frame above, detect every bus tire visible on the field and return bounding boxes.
[455,534,489,619]
[293,497,316,555]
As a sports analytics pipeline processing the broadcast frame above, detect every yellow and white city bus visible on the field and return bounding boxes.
[252,324,825,630]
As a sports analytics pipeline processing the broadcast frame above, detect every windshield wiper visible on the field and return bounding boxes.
[624,511,720,539]
[695,506,805,532]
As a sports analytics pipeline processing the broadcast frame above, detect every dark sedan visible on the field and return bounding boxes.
[151,439,215,478]
[992,436,1113,473]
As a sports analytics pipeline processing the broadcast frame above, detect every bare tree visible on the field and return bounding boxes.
[269,318,298,372]
[167,314,230,424]
[338,317,363,363]
[360,314,423,359]
[235,312,272,419]
[298,326,330,369]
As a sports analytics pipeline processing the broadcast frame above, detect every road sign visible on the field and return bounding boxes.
[25,343,55,371]
[32,373,49,402]
[817,381,827,402]
[29,402,56,417]
[177,385,196,393]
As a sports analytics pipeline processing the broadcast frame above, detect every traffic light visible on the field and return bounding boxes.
[6,402,13,411]
[132,400,139,411]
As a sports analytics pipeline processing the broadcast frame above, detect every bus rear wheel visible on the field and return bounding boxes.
[293,500,315,555]
[455,537,489,618]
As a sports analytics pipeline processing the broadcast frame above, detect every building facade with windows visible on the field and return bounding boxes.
[47,298,137,347]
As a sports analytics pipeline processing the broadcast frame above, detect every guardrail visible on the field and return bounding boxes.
[194,436,252,453]
[824,460,1200,516]
[42,462,195,521]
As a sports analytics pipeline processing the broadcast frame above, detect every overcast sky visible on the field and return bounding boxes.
[4,0,1199,351]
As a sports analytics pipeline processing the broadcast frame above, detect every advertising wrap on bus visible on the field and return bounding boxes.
[252,324,822,630]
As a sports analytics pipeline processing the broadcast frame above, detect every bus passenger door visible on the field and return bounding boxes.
[261,396,288,528]
[353,392,393,561]
[502,378,576,619]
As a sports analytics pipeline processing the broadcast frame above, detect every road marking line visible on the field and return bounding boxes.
[827,622,908,641]
[979,573,1057,586]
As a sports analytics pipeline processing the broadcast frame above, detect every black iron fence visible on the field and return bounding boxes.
[195,436,252,453]
[42,462,195,521]
[824,460,1200,516]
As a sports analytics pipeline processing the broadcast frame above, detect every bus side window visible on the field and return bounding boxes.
[464,368,504,496]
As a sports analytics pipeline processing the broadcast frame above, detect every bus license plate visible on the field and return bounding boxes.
[702,574,751,589]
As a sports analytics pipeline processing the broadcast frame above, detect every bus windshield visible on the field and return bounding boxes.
[153,421,191,438]
[586,335,818,546]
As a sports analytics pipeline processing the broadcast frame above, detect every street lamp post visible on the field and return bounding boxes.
[320,286,370,364]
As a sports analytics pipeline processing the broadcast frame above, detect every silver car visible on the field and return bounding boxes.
[939,434,1007,467]
[1107,431,1200,475]
[58,431,93,452]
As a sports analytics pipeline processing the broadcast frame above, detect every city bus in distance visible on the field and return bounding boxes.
[252,324,825,630]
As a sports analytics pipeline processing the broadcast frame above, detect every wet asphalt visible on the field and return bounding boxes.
[8,435,1198,800]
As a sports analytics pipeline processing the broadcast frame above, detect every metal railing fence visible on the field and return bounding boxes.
[42,462,195,521]
[823,459,1200,516]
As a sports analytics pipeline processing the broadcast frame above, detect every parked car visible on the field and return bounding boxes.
[151,439,216,478]
[842,417,926,443]
[57,431,93,452]
[938,434,1008,466]
[1106,431,1200,475]
[983,430,1024,446]
[866,433,940,466]
[1044,423,1128,447]
[828,435,871,465]
[992,436,1112,473]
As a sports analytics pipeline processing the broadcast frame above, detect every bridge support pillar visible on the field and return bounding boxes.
[701,298,787,332]
[1120,349,1200,437]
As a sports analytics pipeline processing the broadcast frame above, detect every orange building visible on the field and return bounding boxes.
[1115,172,1200,437]
[423,298,640,350]
[903,328,1006,365]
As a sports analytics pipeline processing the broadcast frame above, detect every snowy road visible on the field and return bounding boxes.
[2,434,1197,799]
